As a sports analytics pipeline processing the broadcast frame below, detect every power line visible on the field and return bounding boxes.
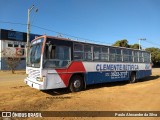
[141,45,150,49]
[31,25,112,45]
[0,20,112,45]
[144,40,160,47]
[0,21,27,26]
[0,20,160,47]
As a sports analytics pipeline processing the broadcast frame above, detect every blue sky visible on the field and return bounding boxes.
[0,0,160,48]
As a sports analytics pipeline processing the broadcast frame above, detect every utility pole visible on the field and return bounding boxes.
[138,38,146,50]
[26,5,38,66]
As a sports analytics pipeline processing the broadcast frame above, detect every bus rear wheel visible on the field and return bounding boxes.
[69,75,84,92]
[130,72,136,83]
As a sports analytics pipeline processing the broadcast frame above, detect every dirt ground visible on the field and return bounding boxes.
[0,68,160,120]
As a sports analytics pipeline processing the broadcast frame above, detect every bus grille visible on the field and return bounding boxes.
[28,69,40,78]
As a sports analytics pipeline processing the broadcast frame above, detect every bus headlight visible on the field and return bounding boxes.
[36,77,45,82]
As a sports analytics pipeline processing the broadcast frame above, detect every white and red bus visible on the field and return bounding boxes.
[24,35,152,92]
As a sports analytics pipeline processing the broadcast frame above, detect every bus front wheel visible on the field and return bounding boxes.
[69,75,84,92]
[130,72,136,83]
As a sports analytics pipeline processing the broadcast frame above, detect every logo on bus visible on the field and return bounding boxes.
[96,64,139,71]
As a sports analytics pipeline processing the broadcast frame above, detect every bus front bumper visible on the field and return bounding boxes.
[24,77,45,90]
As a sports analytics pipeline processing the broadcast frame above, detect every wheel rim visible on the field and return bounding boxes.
[73,80,81,88]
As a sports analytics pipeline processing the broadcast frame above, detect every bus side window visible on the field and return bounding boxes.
[93,46,101,60]
[44,44,55,59]
[109,48,116,62]
[123,49,129,62]
[116,48,122,62]
[148,52,151,63]
[129,50,133,62]
[73,43,84,60]
[45,45,48,59]
[133,51,138,62]
[50,45,55,59]
[143,52,147,63]
[45,45,56,59]
[139,51,143,63]
[101,47,109,61]
[84,45,92,61]
[144,52,150,63]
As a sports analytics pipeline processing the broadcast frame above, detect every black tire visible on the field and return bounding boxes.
[130,72,136,83]
[69,75,84,92]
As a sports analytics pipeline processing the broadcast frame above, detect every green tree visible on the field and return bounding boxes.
[1,48,21,74]
[130,44,141,49]
[112,39,130,48]
[145,47,160,64]
[112,39,160,66]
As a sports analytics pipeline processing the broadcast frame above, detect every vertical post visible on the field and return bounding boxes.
[26,5,35,66]
[138,38,146,50]
[139,39,141,50]
[26,9,30,66]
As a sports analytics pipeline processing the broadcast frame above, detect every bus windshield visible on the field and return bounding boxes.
[27,42,43,68]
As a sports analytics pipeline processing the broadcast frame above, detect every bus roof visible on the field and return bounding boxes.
[33,35,149,52]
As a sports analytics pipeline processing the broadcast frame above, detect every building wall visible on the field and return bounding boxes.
[1,58,26,70]
[1,40,26,70]
[0,29,40,70]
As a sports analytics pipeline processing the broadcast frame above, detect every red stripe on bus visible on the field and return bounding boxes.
[56,61,86,86]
